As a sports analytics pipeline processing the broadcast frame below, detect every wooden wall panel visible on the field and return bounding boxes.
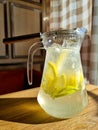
[0,3,6,57]
[0,0,43,71]
[13,5,40,36]
[11,4,41,57]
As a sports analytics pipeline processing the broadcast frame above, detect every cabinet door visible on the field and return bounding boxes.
[0,1,43,71]
[10,2,42,58]
[0,1,8,59]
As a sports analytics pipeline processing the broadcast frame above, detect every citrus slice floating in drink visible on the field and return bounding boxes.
[41,47,84,99]
[41,64,84,99]
[41,61,57,97]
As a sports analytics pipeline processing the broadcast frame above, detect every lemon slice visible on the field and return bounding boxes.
[51,74,67,98]
[41,61,57,96]
[67,71,84,88]
[41,69,84,98]
[50,72,84,98]
[41,47,84,98]
[48,62,57,78]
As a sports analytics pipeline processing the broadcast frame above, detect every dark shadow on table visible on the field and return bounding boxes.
[0,98,63,124]
[87,89,98,115]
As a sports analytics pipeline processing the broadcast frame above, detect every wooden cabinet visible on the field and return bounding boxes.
[0,1,8,59]
[0,0,43,71]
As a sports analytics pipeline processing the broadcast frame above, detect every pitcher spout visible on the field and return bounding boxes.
[75,27,87,48]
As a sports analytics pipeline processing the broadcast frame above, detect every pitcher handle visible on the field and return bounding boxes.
[27,42,44,85]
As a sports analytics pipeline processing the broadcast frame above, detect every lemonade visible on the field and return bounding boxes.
[37,88,88,118]
[37,44,88,118]
[27,28,88,118]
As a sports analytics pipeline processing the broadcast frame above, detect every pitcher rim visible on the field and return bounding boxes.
[41,28,78,37]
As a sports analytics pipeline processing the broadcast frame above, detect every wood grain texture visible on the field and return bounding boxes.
[0,84,98,130]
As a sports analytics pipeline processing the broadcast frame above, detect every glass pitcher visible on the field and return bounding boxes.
[27,28,88,119]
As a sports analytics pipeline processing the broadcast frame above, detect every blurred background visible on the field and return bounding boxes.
[0,0,98,95]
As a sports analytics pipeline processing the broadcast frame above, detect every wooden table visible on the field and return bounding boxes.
[0,84,98,130]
